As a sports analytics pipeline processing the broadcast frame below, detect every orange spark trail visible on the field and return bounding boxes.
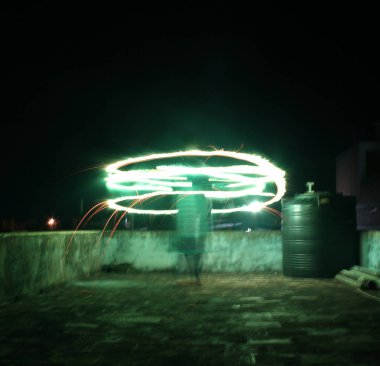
[83,204,108,228]
[263,206,288,222]
[105,211,128,248]
[64,201,108,258]
[68,164,107,176]
[157,195,187,229]
[96,210,119,247]
[235,144,244,153]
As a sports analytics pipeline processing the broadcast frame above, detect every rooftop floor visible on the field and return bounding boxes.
[1,272,380,365]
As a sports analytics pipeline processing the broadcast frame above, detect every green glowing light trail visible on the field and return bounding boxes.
[105,149,286,214]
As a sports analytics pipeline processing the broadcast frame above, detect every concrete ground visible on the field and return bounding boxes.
[1,272,380,366]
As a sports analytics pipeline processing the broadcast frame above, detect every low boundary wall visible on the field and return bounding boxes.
[360,231,380,269]
[102,230,282,272]
[1,230,380,297]
[0,231,102,297]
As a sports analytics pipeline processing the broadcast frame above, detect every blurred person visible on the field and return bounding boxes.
[176,175,212,285]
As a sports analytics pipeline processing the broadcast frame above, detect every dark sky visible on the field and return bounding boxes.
[2,3,380,222]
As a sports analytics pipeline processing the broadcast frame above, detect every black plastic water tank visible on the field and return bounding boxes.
[282,191,358,278]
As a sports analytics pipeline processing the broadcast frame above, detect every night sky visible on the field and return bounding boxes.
[3,3,380,225]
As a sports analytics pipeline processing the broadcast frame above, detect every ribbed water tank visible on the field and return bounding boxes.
[282,189,358,278]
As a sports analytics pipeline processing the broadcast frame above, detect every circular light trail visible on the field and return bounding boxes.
[105,150,286,214]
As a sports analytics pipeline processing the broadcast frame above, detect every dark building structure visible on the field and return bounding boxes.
[336,123,380,229]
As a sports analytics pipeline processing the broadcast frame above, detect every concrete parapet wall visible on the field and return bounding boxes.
[102,231,177,271]
[102,230,283,273]
[0,230,281,297]
[204,231,282,272]
[0,231,102,297]
[360,231,380,269]
[1,230,380,297]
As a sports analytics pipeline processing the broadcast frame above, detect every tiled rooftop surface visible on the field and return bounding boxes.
[1,272,380,365]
